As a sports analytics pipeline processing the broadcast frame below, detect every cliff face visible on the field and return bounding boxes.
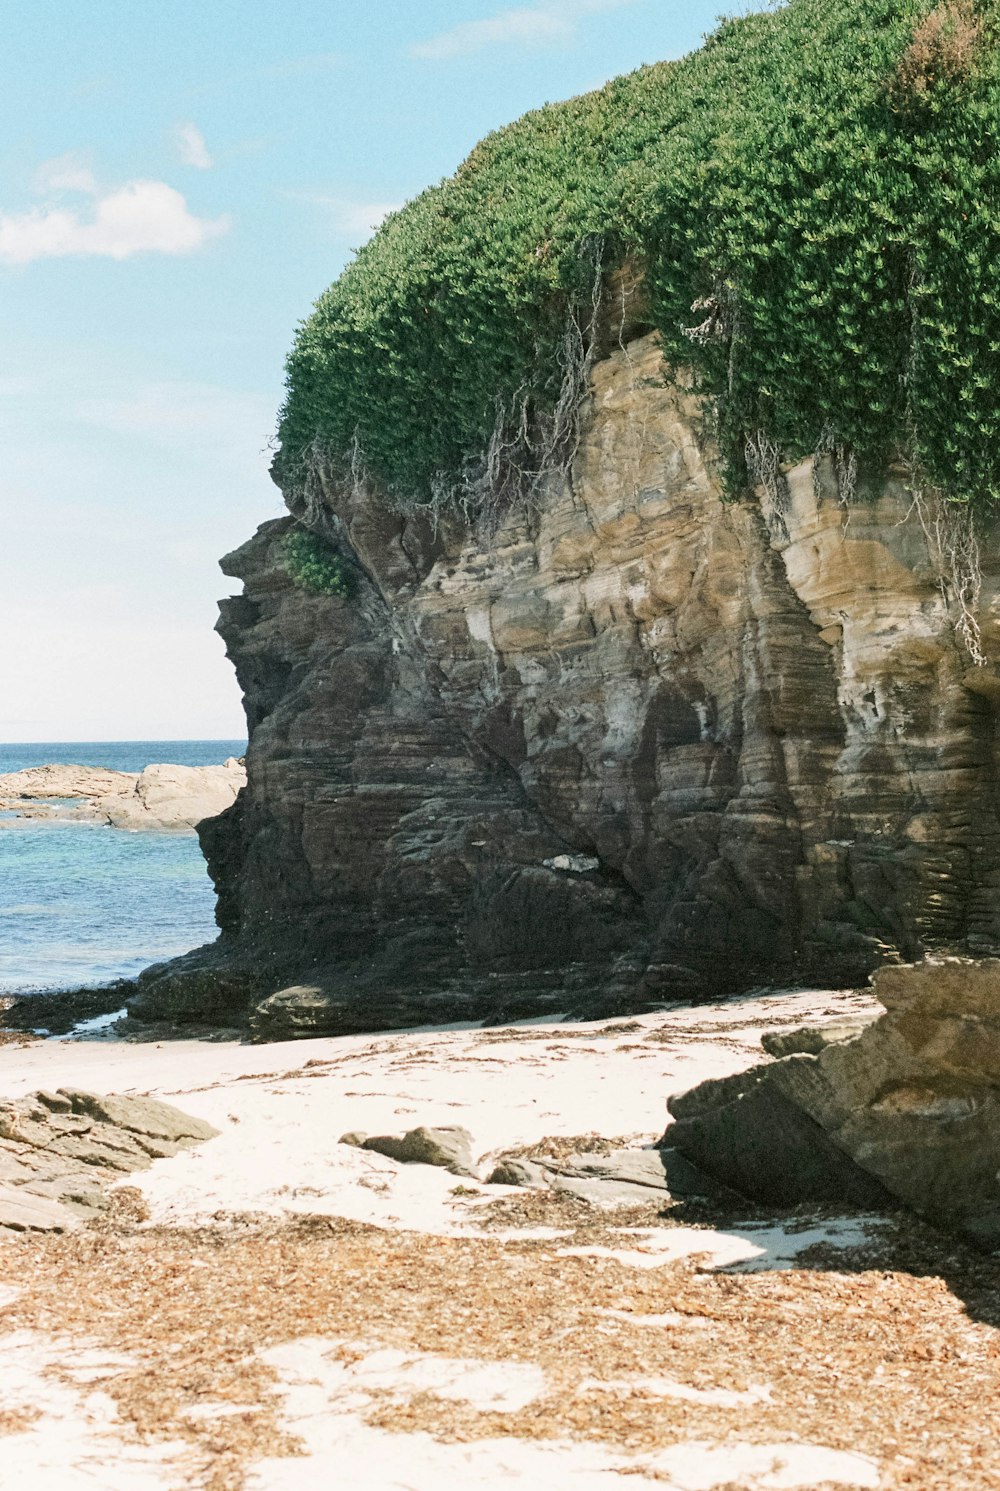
[132,333,1000,1035]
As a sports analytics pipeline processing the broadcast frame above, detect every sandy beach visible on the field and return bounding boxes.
[2,987,999,1491]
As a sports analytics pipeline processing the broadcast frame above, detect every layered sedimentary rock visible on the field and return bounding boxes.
[133,333,1000,1035]
[665,958,1000,1247]
[0,1088,218,1233]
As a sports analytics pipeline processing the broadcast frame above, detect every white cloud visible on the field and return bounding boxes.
[34,153,97,194]
[0,179,229,266]
[176,122,212,170]
[411,0,637,60]
[413,6,568,56]
[291,192,402,240]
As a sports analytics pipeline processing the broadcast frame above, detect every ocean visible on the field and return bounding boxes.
[0,740,246,996]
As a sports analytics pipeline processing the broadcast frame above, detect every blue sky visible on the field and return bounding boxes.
[1,0,751,742]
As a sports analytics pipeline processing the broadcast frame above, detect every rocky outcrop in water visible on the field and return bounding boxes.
[131,332,1000,1035]
[0,760,246,832]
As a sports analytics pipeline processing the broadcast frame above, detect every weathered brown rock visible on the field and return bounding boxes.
[0,1088,219,1232]
[133,330,1000,1033]
[57,1089,219,1144]
[666,958,1000,1246]
[343,1125,477,1178]
[0,1184,78,1233]
[103,761,245,831]
[486,1144,715,1204]
[760,1021,875,1059]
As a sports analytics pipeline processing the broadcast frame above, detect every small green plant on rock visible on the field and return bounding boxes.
[283,528,353,598]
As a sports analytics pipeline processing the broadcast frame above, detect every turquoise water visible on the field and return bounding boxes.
[0,740,245,775]
[0,741,245,995]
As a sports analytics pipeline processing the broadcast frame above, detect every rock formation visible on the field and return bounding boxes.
[0,1087,218,1233]
[664,958,1000,1248]
[129,331,1000,1035]
[0,759,246,832]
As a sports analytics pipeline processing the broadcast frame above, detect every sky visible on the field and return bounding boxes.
[0,0,755,742]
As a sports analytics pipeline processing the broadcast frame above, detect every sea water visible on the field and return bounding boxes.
[0,740,245,995]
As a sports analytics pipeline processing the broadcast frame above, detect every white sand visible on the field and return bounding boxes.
[1,986,877,1239]
[557,1216,880,1273]
[247,1337,880,1491]
[0,987,886,1490]
[0,1331,191,1489]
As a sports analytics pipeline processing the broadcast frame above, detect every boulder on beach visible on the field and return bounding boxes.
[341,1125,477,1178]
[665,958,1000,1248]
[487,1144,714,1204]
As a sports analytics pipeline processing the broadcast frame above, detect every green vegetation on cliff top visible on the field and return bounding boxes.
[277,0,1000,514]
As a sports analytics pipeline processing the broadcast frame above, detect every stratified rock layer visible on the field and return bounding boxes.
[666,958,1000,1246]
[0,1088,218,1232]
[135,333,1000,1034]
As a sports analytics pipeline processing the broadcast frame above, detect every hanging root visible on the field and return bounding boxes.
[438,233,607,538]
[904,481,986,666]
[299,436,331,530]
[813,426,858,507]
[349,428,369,502]
[682,280,733,348]
[291,430,374,547]
[744,428,782,506]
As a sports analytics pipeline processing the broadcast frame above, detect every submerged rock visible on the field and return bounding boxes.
[0,984,133,1036]
[666,958,1000,1247]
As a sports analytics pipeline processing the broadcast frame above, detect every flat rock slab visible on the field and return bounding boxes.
[0,1088,219,1233]
[553,1149,672,1190]
[57,1089,219,1145]
[0,759,245,832]
[486,1146,715,1202]
[0,1183,78,1233]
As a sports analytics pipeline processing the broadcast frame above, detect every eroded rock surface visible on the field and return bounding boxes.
[665,958,1000,1246]
[134,331,1000,1033]
[0,1088,218,1232]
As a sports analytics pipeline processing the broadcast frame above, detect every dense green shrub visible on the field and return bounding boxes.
[277,0,1000,514]
[283,529,353,597]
